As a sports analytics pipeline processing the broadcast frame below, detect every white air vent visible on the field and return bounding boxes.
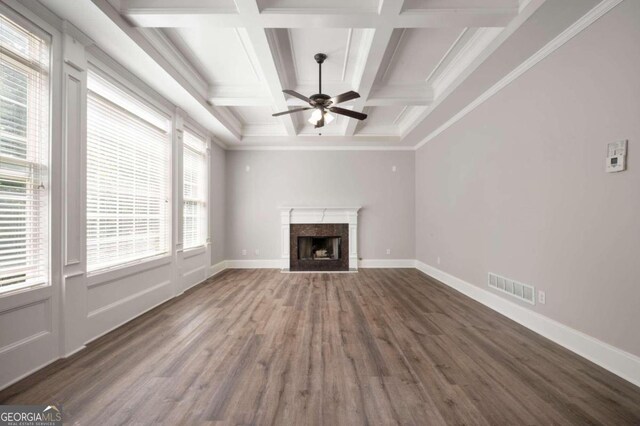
[488,272,535,305]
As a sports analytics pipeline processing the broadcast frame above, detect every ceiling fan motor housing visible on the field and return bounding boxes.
[310,93,331,107]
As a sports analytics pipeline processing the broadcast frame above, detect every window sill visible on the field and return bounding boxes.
[182,245,207,259]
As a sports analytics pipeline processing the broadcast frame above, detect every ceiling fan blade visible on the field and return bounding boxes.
[283,90,312,104]
[272,107,311,117]
[329,91,360,105]
[329,106,367,121]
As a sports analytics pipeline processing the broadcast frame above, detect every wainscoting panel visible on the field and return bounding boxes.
[85,261,175,341]
[181,247,209,292]
[0,287,57,390]
[0,298,50,352]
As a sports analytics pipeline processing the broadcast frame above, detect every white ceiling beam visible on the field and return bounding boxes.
[342,0,406,136]
[365,84,433,106]
[238,135,402,146]
[120,1,516,28]
[343,28,393,135]
[207,85,272,106]
[124,13,515,28]
[123,12,242,28]
[231,0,298,136]
[137,28,209,96]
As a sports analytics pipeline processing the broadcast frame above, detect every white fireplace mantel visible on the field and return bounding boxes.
[280,207,360,270]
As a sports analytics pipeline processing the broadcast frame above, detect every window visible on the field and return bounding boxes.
[182,129,207,249]
[0,13,49,293]
[86,69,171,272]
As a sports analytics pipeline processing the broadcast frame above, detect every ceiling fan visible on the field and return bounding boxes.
[272,53,368,128]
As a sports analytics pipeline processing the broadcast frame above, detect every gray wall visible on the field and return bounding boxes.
[415,1,640,356]
[225,150,415,261]
[210,142,226,264]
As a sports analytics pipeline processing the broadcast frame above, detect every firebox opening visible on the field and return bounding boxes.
[298,236,341,261]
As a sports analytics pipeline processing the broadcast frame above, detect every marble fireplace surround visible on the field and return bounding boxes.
[280,207,360,271]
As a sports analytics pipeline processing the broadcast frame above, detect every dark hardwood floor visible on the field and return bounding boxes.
[1,268,639,425]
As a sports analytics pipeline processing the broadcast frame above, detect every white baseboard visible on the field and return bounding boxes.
[208,260,228,277]
[225,259,285,269]
[0,355,58,393]
[415,261,640,388]
[224,259,417,269]
[359,259,416,268]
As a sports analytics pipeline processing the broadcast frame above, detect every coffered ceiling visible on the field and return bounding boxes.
[38,0,606,148]
[112,0,526,143]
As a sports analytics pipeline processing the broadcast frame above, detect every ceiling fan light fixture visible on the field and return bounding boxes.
[308,108,322,125]
[308,109,334,126]
[324,112,335,125]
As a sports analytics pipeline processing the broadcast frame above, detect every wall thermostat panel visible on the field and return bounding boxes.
[606,140,627,173]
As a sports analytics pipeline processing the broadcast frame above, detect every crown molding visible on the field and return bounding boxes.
[137,28,209,97]
[62,20,94,46]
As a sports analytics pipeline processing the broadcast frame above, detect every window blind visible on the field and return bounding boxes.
[0,13,49,293]
[87,70,171,272]
[183,129,207,250]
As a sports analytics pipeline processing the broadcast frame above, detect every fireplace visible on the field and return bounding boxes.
[280,207,359,271]
[290,223,349,271]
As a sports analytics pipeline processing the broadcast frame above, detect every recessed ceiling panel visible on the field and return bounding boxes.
[165,28,261,85]
[379,28,464,84]
[287,28,366,88]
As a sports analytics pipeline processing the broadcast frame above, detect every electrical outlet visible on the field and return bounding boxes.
[392,165,397,172]
[245,165,250,172]
[254,249,259,255]
[538,290,546,304]
[437,256,441,265]
[241,249,247,256]
[386,248,391,255]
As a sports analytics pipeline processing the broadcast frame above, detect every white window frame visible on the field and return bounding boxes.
[182,123,208,251]
[0,6,52,295]
[85,58,174,276]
